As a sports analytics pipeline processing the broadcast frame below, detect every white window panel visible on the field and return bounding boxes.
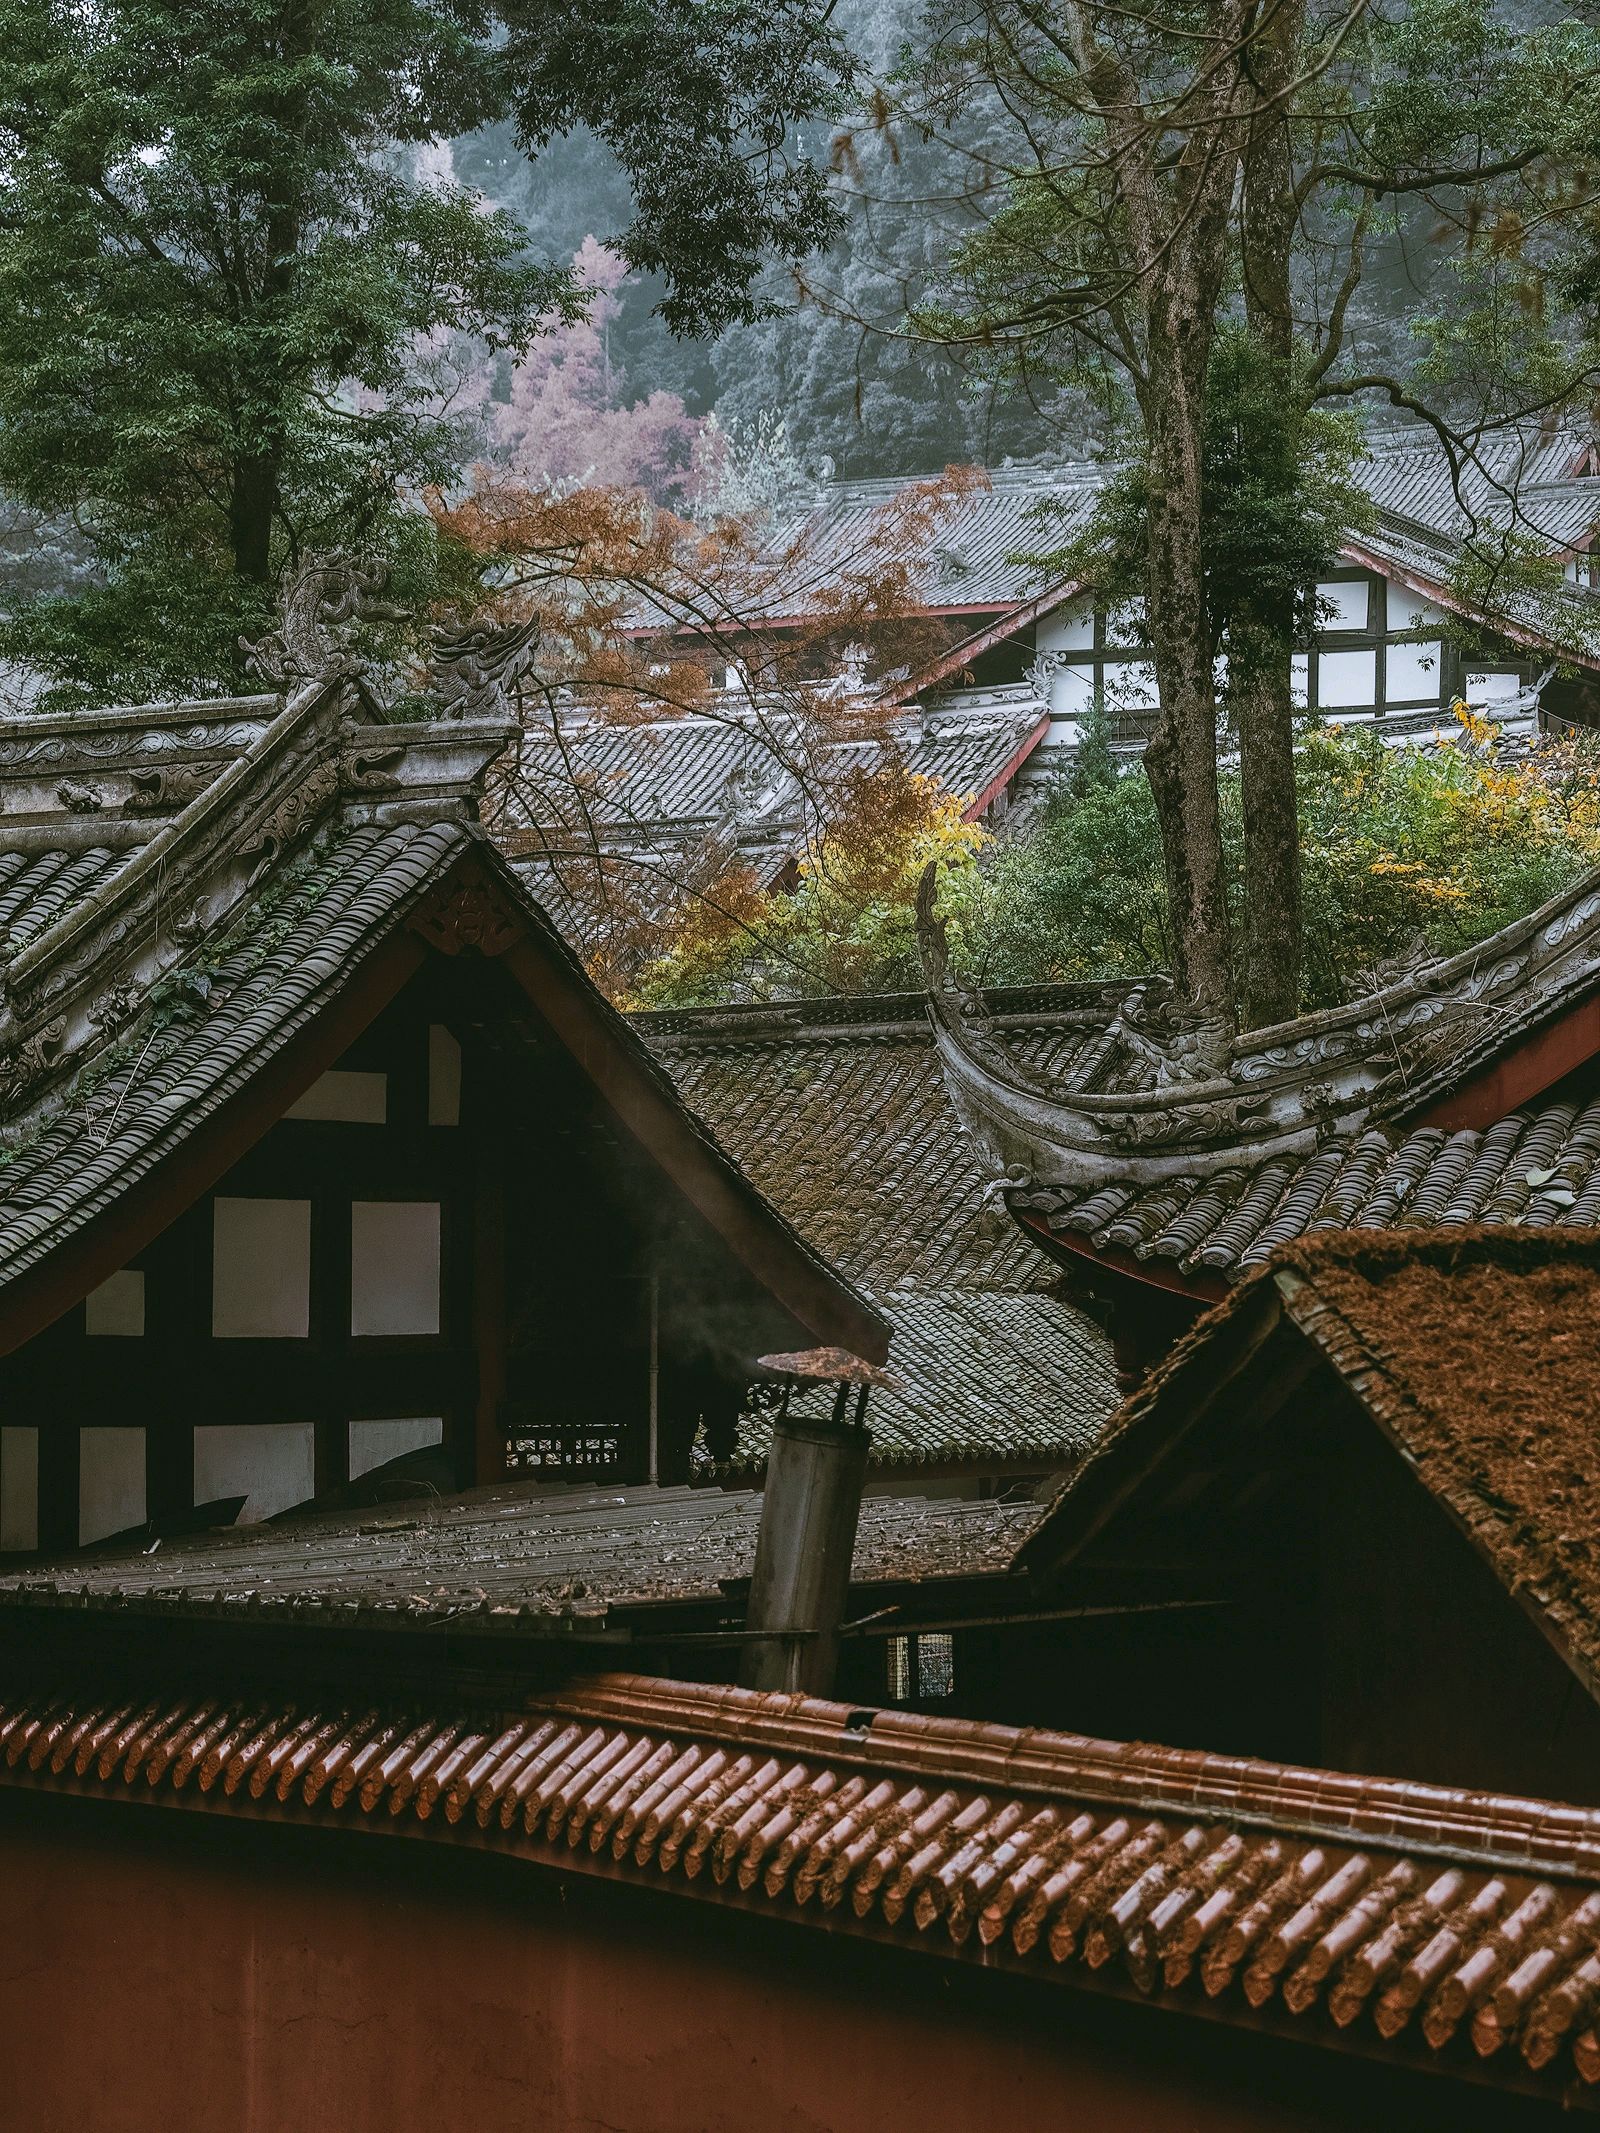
[1388,582,1446,631]
[1043,661,1097,723]
[1315,648,1377,710]
[1316,579,1369,632]
[1291,654,1309,709]
[1035,597,1095,654]
[1465,670,1522,704]
[285,1070,387,1124]
[428,1024,462,1127]
[80,1427,145,1545]
[349,1416,444,1480]
[0,1428,38,1552]
[212,1198,311,1339]
[1385,640,1443,705]
[351,1201,441,1337]
[85,1268,144,1337]
[193,1423,316,1525]
[1103,600,1146,650]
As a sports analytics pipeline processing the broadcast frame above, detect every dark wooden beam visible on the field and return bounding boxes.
[0,929,428,1361]
[1412,991,1600,1132]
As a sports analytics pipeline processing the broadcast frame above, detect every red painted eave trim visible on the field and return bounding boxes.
[623,601,1029,643]
[962,715,1051,819]
[884,580,1084,707]
[1339,537,1600,676]
[1412,992,1600,1131]
[1015,1209,1229,1305]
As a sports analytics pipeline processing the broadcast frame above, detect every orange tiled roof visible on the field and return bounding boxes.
[7,1669,1600,2097]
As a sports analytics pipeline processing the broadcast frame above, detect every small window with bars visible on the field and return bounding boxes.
[887,1632,956,1703]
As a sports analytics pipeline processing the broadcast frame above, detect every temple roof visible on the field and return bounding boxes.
[1011,1095,1600,1288]
[0,1479,1040,1635]
[497,694,1047,890]
[640,985,1111,1292]
[915,849,1600,1295]
[639,988,1121,1476]
[758,427,1600,652]
[1021,1227,1600,1708]
[8,1663,1600,2099]
[0,588,886,1365]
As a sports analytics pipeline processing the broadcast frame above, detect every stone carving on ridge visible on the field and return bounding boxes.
[239,758,340,879]
[0,1018,65,1112]
[431,617,541,722]
[410,865,520,957]
[240,554,410,686]
[125,763,216,812]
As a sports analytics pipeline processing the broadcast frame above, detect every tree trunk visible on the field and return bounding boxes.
[1231,611,1301,1026]
[228,5,311,598]
[1142,332,1234,1027]
[1062,0,1254,1030]
[230,453,280,586]
[1234,0,1307,1029]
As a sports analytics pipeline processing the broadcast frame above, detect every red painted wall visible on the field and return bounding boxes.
[0,1794,1573,2133]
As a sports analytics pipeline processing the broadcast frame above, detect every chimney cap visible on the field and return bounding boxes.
[755,1345,894,1388]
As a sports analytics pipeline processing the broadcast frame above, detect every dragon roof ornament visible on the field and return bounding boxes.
[431,617,542,722]
[915,861,1600,1191]
[239,554,410,688]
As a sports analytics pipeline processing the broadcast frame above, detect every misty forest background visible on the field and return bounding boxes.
[11,0,1560,576]
[7,0,1600,1018]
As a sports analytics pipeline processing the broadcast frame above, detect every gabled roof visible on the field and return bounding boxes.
[0,642,885,1363]
[1019,1228,1600,1708]
[715,1288,1114,1479]
[1011,1092,1600,1289]
[8,1663,1600,2100]
[752,430,1592,636]
[766,429,1600,694]
[639,989,1120,1476]
[639,985,1110,1293]
[498,695,1048,886]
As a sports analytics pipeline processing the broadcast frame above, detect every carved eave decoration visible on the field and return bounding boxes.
[409,863,521,958]
[0,701,516,1136]
[914,861,1600,1193]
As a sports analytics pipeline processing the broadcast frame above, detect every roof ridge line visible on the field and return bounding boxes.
[540,1672,1600,1879]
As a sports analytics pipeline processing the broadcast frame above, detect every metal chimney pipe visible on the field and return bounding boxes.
[741,1353,882,1696]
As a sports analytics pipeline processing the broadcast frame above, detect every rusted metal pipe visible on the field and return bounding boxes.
[742,1351,883,1696]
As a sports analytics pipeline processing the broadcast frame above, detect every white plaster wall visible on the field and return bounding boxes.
[350,1201,441,1337]
[285,1070,388,1124]
[85,1269,144,1337]
[212,1198,312,1339]
[1316,647,1377,709]
[1317,579,1370,630]
[1385,640,1444,704]
[349,1416,444,1479]
[80,1427,145,1544]
[193,1423,316,1523]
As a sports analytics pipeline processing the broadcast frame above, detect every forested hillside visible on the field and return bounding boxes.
[450,0,1578,485]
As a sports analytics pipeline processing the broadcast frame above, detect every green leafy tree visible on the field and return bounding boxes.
[0,0,852,700]
[902,0,1600,1028]
[975,707,1600,1009]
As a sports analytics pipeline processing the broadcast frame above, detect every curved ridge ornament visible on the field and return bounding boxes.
[240,555,411,687]
[916,855,1600,1194]
[431,617,541,722]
